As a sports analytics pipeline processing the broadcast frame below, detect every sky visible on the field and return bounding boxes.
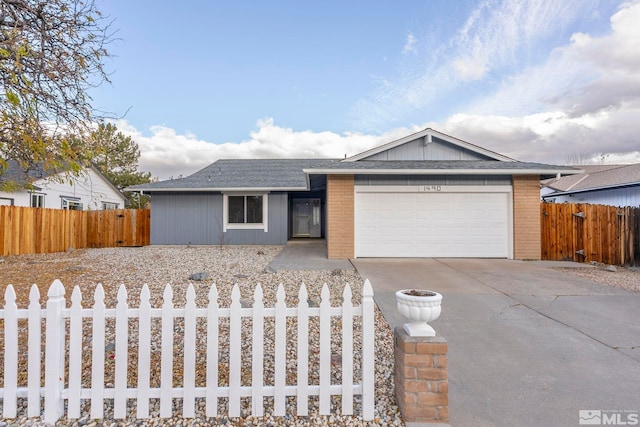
[91,0,640,180]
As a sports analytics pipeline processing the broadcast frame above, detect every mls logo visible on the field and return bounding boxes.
[580,410,602,425]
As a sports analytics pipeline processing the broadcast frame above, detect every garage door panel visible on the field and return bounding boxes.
[355,191,510,258]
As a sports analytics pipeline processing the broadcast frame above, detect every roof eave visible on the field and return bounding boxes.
[303,168,580,176]
[126,186,310,193]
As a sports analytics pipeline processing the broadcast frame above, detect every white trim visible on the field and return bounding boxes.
[354,185,513,194]
[222,193,269,233]
[61,197,83,211]
[304,167,579,176]
[344,128,516,162]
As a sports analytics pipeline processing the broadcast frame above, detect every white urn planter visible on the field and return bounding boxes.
[396,289,442,337]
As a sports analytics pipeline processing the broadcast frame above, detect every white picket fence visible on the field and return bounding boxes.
[0,279,375,423]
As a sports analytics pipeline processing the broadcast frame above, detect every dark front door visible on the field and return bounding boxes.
[292,198,321,237]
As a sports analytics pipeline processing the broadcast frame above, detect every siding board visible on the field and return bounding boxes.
[363,137,489,161]
[150,192,288,245]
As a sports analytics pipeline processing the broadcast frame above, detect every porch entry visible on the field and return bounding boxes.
[292,198,322,238]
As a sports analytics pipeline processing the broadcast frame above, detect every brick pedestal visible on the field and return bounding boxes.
[394,327,449,425]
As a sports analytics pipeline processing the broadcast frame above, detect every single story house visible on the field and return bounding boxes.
[0,161,126,210]
[541,163,640,207]
[128,128,577,259]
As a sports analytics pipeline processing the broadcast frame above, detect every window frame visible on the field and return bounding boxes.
[101,202,119,210]
[61,197,83,211]
[30,192,45,208]
[222,193,268,232]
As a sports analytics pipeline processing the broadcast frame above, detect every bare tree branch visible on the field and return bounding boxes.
[0,0,114,182]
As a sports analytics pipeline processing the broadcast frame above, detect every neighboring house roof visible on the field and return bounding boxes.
[0,159,125,201]
[542,163,640,197]
[0,160,54,190]
[128,128,579,193]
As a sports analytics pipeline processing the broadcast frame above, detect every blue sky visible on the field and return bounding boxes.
[92,0,639,179]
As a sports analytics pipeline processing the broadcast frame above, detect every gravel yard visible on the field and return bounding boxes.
[0,246,402,427]
[555,263,640,293]
[2,248,637,427]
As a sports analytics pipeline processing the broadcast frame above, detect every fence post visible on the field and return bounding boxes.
[361,279,375,421]
[44,280,66,424]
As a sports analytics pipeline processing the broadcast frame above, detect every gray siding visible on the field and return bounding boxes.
[545,186,640,207]
[355,175,511,186]
[150,192,288,245]
[364,137,489,161]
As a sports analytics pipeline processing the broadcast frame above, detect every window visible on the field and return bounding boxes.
[223,194,268,232]
[102,202,119,210]
[30,193,45,208]
[0,197,14,206]
[61,198,83,210]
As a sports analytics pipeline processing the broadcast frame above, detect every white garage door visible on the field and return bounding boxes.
[355,187,511,258]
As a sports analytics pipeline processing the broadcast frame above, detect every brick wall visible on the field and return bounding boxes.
[513,175,541,260]
[395,327,449,424]
[326,175,354,259]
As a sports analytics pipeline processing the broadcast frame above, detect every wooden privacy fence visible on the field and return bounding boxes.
[541,203,640,266]
[0,280,375,423]
[0,206,150,255]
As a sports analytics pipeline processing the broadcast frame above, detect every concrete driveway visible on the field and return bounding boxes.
[352,258,640,427]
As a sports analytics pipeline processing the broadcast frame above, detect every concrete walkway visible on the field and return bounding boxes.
[267,240,354,271]
[353,258,640,427]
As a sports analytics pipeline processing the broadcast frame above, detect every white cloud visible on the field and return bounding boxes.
[119,118,418,180]
[450,0,640,163]
[123,1,640,181]
[350,0,598,128]
[402,32,417,55]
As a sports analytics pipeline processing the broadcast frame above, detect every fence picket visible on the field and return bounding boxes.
[252,284,265,416]
[91,284,106,419]
[137,285,151,418]
[160,285,174,418]
[27,286,42,417]
[228,284,242,417]
[68,287,83,418]
[319,284,331,415]
[0,280,376,422]
[183,284,197,418]
[273,284,287,416]
[44,280,65,423]
[297,284,309,416]
[3,285,18,419]
[206,285,219,417]
[114,285,129,418]
[341,284,353,415]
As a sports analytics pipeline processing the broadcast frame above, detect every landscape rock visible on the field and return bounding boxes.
[189,271,209,281]
[605,265,617,272]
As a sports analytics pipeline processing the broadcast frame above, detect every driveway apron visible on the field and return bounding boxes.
[353,258,640,427]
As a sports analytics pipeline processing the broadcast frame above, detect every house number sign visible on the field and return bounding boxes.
[422,185,443,192]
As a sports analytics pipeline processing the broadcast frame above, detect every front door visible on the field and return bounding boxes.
[292,198,321,237]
